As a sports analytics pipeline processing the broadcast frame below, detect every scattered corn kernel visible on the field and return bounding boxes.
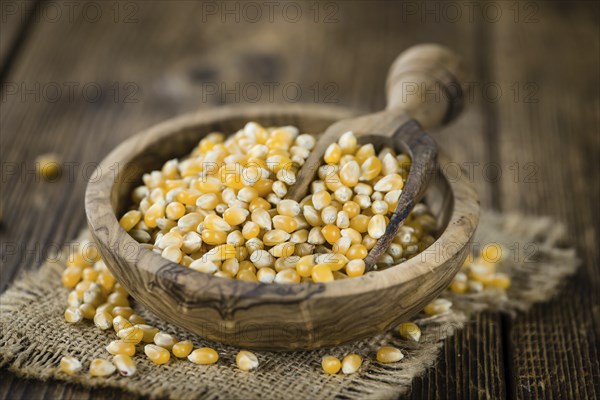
[89,358,116,377]
[398,322,421,342]
[188,347,219,365]
[341,354,362,374]
[172,340,194,358]
[60,356,82,374]
[236,350,259,372]
[322,355,342,374]
[376,346,404,363]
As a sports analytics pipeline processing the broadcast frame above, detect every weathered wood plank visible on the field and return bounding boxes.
[492,1,599,399]
[0,0,37,76]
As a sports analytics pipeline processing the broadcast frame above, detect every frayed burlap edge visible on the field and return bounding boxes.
[0,211,579,400]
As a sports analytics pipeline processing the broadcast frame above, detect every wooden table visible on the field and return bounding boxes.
[1,1,598,398]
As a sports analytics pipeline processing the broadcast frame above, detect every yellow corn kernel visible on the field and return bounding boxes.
[129,314,146,325]
[242,222,260,240]
[64,307,82,323]
[249,197,271,212]
[119,210,142,231]
[321,225,341,244]
[341,354,362,374]
[296,255,315,277]
[117,326,144,344]
[480,243,504,264]
[97,271,116,293]
[368,214,387,239]
[78,303,96,320]
[360,156,382,181]
[201,230,227,246]
[324,143,342,164]
[36,153,61,180]
[347,244,368,260]
[113,354,136,377]
[489,272,511,289]
[89,358,116,377]
[468,264,495,284]
[204,244,236,261]
[341,228,362,244]
[355,144,375,165]
[111,306,134,319]
[339,160,360,187]
[398,322,421,342]
[82,268,99,282]
[449,280,468,294]
[176,189,201,206]
[317,253,348,271]
[106,340,136,356]
[312,191,332,211]
[223,207,249,226]
[251,208,272,230]
[349,215,369,233]
[112,315,132,333]
[107,292,130,308]
[342,201,361,219]
[154,332,177,350]
[62,266,82,288]
[94,310,113,330]
[172,340,194,358]
[204,214,232,231]
[376,346,404,363]
[272,215,298,233]
[236,350,259,372]
[373,174,404,192]
[312,264,334,283]
[345,259,366,277]
[253,179,273,197]
[144,202,165,228]
[188,347,219,365]
[263,230,291,246]
[195,177,223,193]
[424,298,452,315]
[135,324,159,343]
[269,242,296,258]
[165,202,186,220]
[274,269,301,284]
[60,356,82,375]
[256,267,276,283]
[276,199,301,217]
[321,355,341,374]
[237,269,259,282]
[144,344,170,365]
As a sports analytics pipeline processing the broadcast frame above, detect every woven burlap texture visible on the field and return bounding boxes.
[0,211,579,399]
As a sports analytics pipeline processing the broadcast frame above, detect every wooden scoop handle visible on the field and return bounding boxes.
[385,43,464,130]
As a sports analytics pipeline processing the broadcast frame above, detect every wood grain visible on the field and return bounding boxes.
[1,0,597,398]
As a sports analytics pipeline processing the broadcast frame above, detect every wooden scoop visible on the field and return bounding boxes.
[286,44,465,271]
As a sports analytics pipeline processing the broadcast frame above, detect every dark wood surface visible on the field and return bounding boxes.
[1,1,598,398]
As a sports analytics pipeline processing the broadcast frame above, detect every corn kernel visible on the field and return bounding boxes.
[172,340,194,358]
[106,340,136,356]
[236,350,259,372]
[312,264,334,283]
[376,346,404,363]
[324,143,342,164]
[345,259,366,277]
[117,326,144,344]
[113,354,136,377]
[322,355,341,374]
[119,210,142,231]
[154,332,177,350]
[368,214,387,239]
[341,354,362,374]
[188,347,219,365]
[424,298,452,315]
[144,344,170,365]
[398,322,421,342]
[60,356,82,375]
[89,358,116,377]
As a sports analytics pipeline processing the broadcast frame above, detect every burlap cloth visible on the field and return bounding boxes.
[0,211,579,399]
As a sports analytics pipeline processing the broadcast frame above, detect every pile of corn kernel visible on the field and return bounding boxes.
[59,239,510,377]
[118,123,438,283]
[448,243,512,294]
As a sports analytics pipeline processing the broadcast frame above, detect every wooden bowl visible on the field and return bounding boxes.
[85,103,479,350]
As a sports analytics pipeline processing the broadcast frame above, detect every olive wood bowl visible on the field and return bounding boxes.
[86,48,479,350]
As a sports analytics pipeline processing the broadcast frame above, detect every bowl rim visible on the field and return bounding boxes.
[85,103,479,303]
